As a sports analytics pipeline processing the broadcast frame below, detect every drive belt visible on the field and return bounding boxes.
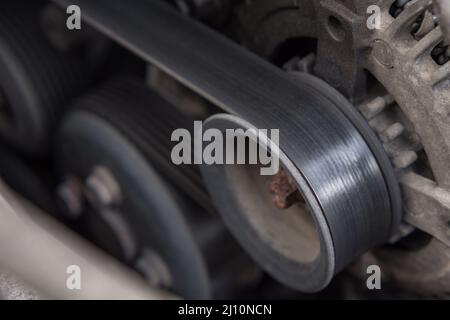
[52,0,402,292]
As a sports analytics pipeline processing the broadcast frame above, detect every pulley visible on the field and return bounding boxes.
[56,76,258,298]
[0,0,90,154]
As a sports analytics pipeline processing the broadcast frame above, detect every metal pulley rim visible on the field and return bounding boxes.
[201,114,337,292]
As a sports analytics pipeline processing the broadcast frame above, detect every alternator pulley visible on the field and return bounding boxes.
[200,72,401,292]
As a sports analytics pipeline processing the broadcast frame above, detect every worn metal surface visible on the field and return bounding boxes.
[367,0,450,250]
[435,0,450,44]
[0,271,43,300]
[360,0,450,296]
[401,172,450,247]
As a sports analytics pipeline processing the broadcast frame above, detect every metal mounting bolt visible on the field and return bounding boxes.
[57,176,85,219]
[135,248,172,289]
[373,39,395,69]
[85,166,122,208]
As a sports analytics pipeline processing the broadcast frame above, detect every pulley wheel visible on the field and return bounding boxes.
[57,77,257,298]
